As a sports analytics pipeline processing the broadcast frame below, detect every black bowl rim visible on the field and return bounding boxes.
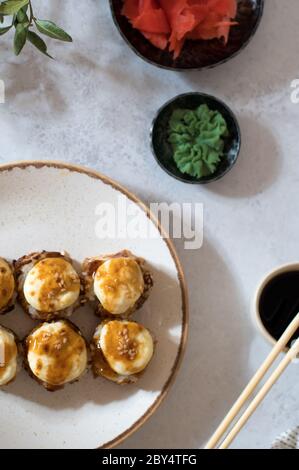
[149,92,242,185]
[109,0,265,72]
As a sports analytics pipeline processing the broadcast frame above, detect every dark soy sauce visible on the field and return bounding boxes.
[259,271,299,347]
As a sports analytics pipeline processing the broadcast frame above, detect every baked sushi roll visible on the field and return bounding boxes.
[15,251,82,321]
[82,250,153,318]
[91,319,154,384]
[0,325,19,386]
[23,320,88,391]
[0,257,15,314]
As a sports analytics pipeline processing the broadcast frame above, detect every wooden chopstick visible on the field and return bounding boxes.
[219,337,299,449]
[205,312,299,449]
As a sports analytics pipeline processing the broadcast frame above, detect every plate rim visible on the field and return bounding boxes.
[0,159,189,449]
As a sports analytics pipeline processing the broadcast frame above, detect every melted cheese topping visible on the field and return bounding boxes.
[96,320,154,376]
[94,258,144,315]
[0,326,18,386]
[23,257,80,313]
[27,321,87,386]
[0,258,15,311]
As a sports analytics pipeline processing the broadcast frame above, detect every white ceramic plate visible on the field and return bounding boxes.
[0,161,188,449]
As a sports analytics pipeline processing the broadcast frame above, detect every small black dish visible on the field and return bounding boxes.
[150,92,241,184]
[109,0,264,71]
[257,266,299,348]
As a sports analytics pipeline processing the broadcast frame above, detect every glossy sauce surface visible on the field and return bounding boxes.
[92,344,119,381]
[0,258,15,310]
[0,340,17,380]
[97,320,154,376]
[24,257,80,313]
[27,321,87,386]
[103,321,140,365]
[0,327,17,384]
[94,257,144,314]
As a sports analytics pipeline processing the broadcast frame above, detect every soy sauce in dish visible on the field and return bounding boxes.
[259,271,299,347]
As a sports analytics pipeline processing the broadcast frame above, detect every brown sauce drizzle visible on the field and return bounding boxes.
[29,258,80,312]
[0,339,17,380]
[95,258,144,312]
[28,323,86,385]
[0,261,15,310]
[92,345,119,381]
[95,321,144,375]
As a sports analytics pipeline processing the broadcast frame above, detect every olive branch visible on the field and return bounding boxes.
[0,0,72,58]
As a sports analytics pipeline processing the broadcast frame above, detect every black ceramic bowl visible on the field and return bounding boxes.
[109,0,264,71]
[150,92,241,184]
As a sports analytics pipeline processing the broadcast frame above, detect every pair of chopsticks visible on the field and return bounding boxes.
[205,313,299,449]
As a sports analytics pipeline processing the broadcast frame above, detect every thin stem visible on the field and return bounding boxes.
[28,0,34,26]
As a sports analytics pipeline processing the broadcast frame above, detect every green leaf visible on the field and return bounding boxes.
[14,21,27,55]
[0,0,29,16]
[0,14,4,22]
[16,4,27,22]
[35,19,72,42]
[0,24,11,34]
[27,30,53,59]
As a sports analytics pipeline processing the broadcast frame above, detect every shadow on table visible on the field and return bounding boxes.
[118,236,253,449]
[204,115,281,198]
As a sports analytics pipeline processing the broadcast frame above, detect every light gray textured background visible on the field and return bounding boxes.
[0,0,299,449]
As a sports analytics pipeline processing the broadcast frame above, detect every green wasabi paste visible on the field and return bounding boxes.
[168,104,229,178]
